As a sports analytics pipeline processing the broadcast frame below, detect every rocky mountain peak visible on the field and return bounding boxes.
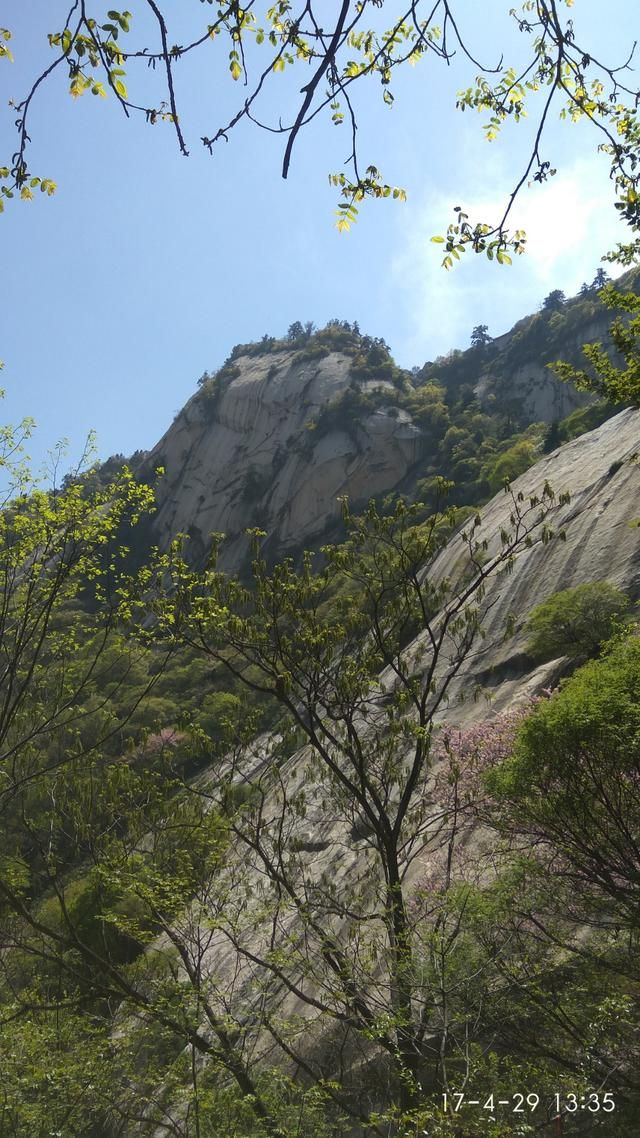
[145,342,421,570]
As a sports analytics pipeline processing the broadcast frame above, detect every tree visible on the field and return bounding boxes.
[429,684,640,1132]
[0,414,170,805]
[542,289,566,312]
[592,267,611,290]
[489,632,640,933]
[542,418,562,453]
[551,281,640,406]
[482,438,539,494]
[0,414,306,1138]
[133,483,568,1129]
[525,580,630,661]
[2,4,640,260]
[470,324,492,349]
[577,269,611,297]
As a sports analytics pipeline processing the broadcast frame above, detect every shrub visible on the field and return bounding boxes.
[525,580,630,661]
[296,342,330,361]
[197,691,242,737]
[488,633,640,923]
[483,438,538,493]
[197,362,241,420]
[545,400,616,450]
[241,465,271,503]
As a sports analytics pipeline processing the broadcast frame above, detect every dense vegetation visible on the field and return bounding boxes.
[525,581,632,661]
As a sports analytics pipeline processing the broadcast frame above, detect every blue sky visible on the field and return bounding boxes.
[0,1,637,475]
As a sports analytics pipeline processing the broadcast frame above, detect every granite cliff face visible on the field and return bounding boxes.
[144,349,422,571]
[424,293,628,423]
[475,312,613,422]
[158,407,640,1116]
[416,405,640,707]
[107,292,640,1133]
[195,404,640,893]
[140,299,622,572]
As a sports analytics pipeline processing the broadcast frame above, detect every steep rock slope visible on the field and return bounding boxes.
[422,281,638,423]
[145,349,421,571]
[212,407,640,863]
[138,285,636,575]
[173,408,640,1089]
[415,405,640,709]
[475,312,610,422]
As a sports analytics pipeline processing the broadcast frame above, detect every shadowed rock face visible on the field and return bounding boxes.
[144,349,422,571]
[475,315,611,423]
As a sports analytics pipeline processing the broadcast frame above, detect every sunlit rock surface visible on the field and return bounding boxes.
[177,409,640,1060]
[145,349,422,570]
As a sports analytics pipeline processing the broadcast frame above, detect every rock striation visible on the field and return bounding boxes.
[144,349,422,571]
[213,406,640,853]
[172,407,640,1102]
[415,404,640,714]
[140,285,635,575]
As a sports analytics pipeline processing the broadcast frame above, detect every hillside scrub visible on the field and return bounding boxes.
[134,484,576,1129]
[551,282,640,407]
[524,580,631,661]
[3,327,640,1132]
[488,631,640,938]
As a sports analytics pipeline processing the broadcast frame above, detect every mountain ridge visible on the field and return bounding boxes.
[133,283,632,571]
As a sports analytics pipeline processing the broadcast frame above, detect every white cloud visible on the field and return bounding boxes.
[391,156,630,366]
[497,159,627,284]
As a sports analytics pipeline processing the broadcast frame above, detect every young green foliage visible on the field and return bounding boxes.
[136,482,566,1122]
[524,579,631,661]
[551,282,640,406]
[2,3,639,261]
